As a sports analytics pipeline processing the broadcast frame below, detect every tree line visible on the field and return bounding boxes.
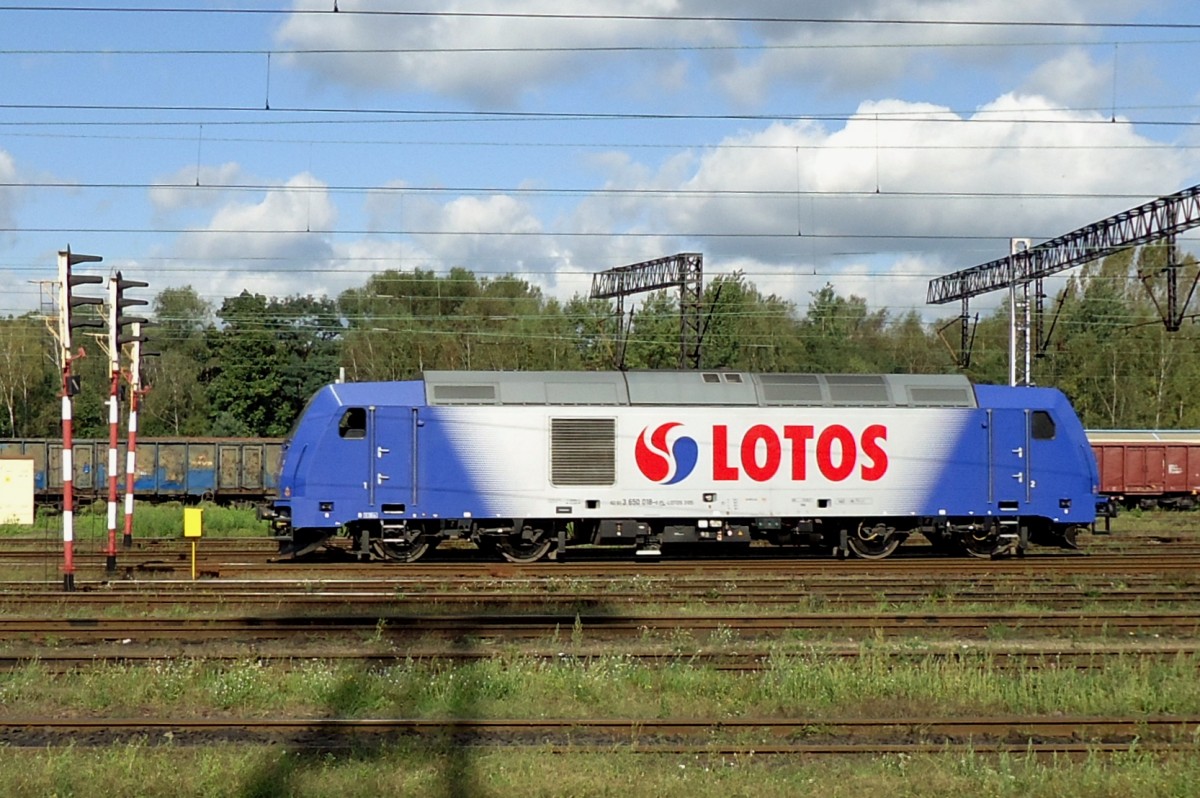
[0,245,1197,439]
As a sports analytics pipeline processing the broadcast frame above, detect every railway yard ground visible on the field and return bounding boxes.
[0,511,1199,796]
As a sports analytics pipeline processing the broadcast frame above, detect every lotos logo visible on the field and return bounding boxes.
[635,423,699,484]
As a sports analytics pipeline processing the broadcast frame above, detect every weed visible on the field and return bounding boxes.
[370,617,388,644]
[571,613,584,647]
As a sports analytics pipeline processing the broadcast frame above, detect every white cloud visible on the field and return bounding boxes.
[403,193,573,291]
[1020,48,1114,109]
[276,0,725,107]
[713,0,1141,97]
[560,91,1198,317]
[276,0,1147,106]
[159,90,1198,315]
[165,173,338,298]
[133,82,1200,323]
[150,163,247,214]
[215,185,577,299]
[0,149,21,235]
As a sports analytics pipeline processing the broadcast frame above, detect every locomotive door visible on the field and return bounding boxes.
[988,408,1030,511]
[329,406,372,511]
[367,405,415,512]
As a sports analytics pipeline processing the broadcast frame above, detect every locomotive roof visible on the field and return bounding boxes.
[418,371,978,408]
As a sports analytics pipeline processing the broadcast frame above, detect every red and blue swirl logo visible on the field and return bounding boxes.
[635,423,698,484]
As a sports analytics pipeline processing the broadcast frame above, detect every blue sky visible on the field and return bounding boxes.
[3,0,1200,322]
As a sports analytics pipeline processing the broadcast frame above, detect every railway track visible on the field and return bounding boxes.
[2,610,1197,642]
[4,533,1200,566]
[8,547,1200,579]
[0,583,1198,611]
[2,715,1196,755]
[2,644,1197,673]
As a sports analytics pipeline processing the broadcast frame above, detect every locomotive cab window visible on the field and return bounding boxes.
[1031,411,1055,440]
[338,408,367,439]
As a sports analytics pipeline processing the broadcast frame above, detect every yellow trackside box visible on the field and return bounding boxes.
[183,507,204,538]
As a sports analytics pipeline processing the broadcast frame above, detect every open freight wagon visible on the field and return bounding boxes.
[0,438,282,505]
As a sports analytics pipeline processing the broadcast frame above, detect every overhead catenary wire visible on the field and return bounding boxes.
[5,35,1200,56]
[3,5,1200,31]
[1,5,1197,330]
[7,100,1200,126]
[3,179,1197,200]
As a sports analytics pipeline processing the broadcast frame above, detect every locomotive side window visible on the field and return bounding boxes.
[1031,411,1055,440]
[338,408,367,439]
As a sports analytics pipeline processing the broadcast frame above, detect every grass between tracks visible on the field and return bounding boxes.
[0,746,1198,798]
[0,502,263,540]
[2,510,1199,795]
[3,651,1200,720]
[2,654,1200,796]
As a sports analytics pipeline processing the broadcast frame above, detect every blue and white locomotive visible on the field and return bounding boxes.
[261,370,1102,561]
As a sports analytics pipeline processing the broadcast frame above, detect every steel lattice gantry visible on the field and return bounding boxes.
[589,253,704,369]
[926,184,1200,379]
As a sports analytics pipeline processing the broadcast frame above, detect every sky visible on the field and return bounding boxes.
[3,0,1200,326]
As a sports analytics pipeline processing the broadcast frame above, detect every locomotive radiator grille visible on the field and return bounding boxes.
[551,418,616,486]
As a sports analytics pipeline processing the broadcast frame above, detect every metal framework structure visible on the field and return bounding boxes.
[589,253,704,369]
[927,184,1200,381]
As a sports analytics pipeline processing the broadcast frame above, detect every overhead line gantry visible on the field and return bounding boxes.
[926,183,1200,383]
[590,252,704,370]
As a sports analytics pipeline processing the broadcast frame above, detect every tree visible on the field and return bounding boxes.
[800,283,890,372]
[564,295,622,370]
[141,286,214,435]
[0,314,57,436]
[205,292,342,437]
[700,272,804,372]
[622,292,682,370]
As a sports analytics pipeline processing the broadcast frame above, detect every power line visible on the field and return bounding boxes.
[2,6,1199,31]
[0,226,1105,242]
[4,100,1200,126]
[4,36,1199,56]
[4,179,1193,202]
[2,127,1198,154]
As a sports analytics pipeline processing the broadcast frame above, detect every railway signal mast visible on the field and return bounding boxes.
[103,273,149,572]
[927,184,1200,384]
[122,319,152,551]
[56,247,104,592]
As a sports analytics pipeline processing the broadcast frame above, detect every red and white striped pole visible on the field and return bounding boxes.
[58,247,104,592]
[105,275,122,572]
[60,363,77,591]
[122,322,144,549]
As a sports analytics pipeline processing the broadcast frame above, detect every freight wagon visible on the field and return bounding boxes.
[0,438,282,505]
[1088,430,1200,510]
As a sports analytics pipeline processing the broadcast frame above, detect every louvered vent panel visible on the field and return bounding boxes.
[907,386,974,407]
[551,418,615,486]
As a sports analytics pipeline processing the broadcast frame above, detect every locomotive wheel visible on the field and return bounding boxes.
[497,536,553,563]
[846,524,902,560]
[373,537,436,563]
[962,527,1005,559]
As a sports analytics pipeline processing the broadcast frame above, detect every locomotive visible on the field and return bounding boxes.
[258,370,1102,562]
